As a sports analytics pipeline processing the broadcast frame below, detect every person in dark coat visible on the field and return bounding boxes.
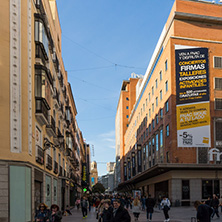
[146,194,155,221]
[211,194,220,219]
[34,203,49,222]
[48,204,62,222]
[194,200,213,222]
[110,199,131,222]
[102,199,113,222]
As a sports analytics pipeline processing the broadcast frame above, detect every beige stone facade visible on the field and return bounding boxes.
[0,0,87,221]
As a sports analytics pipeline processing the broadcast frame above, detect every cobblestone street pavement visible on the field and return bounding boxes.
[62,206,221,222]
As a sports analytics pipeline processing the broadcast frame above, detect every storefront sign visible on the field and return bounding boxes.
[82,163,87,182]
[175,46,210,147]
[137,145,142,172]
[209,148,222,161]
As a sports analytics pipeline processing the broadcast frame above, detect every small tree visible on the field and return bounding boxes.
[92,183,105,194]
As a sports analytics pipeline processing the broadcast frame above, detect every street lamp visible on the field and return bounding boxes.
[43,136,64,151]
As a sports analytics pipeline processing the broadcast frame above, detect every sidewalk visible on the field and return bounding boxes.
[62,206,221,222]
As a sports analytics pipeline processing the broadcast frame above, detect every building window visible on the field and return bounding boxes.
[35,20,49,56]
[156,97,158,107]
[143,104,145,111]
[149,141,151,156]
[152,104,154,113]
[202,180,220,199]
[152,137,155,153]
[165,100,169,113]
[127,124,129,127]
[156,114,159,125]
[215,78,222,90]
[160,71,162,81]
[165,80,168,93]
[126,115,129,118]
[149,93,151,102]
[215,98,222,110]
[160,90,162,101]
[152,120,155,129]
[160,108,163,118]
[146,99,148,106]
[165,59,168,71]
[146,144,149,158]
[166,151,169,163]
[149,109,151,118]
[214,56,222,68]
[152,86,154,96]
[160,129,163,147]
[149,124,151,133]
[126,97,129,101]
[166,124,169,137]
[155,79,158,89]
[156,134,159,151]
[126,106,129,109]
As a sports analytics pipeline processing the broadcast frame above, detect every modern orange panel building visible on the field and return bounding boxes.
[116,0,222,206]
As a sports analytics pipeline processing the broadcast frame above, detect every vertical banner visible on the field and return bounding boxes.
[132,152,136,176]
[124,162,127,181]
[137,145,142,172]
[175,46,210,147]
[127,157,131,179]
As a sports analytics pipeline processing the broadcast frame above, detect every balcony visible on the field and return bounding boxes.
[54,161,58,174]
[70,172,77,182]
[53,52,59,73]
[59,73,63,88]
[35,42,48,65]
[46,115,56,137]
[35,97,50,126]
[66,148,74,160]
[46,154,52,170]
[36,145,44,165]
[63,170,66,177]
[53,88,60,108]
[58,103,64,117]
[59,166,63,176]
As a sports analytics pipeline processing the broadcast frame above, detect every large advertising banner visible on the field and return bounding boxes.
[175,46,210,147]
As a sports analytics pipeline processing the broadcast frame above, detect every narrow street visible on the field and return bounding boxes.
[62,206,204,222]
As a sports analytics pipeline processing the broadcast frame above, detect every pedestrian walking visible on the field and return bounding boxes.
[75,198,81,210]
[110,199,131,222]
[48,204,62,222]
[81,196,89,219]
[97,199,105,222]
[160,196,171,222]
[132,197,141,221]
[141,196,146,211]
[102,199,113,222]
[211,194,220,219]
[194,200,213,222]
[34,203,49,222]
[204,196,211,206]
[146,194,155,221]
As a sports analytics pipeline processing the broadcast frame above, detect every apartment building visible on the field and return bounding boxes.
[115,75,141,187]
[116,0,222,206]
[0,0,85,221]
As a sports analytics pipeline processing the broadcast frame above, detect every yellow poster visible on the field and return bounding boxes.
[177,102,210,131]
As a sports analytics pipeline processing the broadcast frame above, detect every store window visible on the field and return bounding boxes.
[202,180,220,199]
[182,180,190,200]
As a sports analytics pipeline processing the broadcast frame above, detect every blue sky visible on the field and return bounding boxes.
[56,0,219,176]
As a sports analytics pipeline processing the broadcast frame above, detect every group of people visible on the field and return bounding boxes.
[194,194,222,222]
[75,193,171,222]
[35,203,62,222]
